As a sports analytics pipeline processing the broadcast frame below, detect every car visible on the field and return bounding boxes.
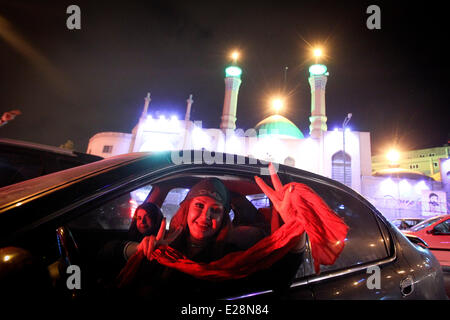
[0,138,103,188]
[392,218,425,230]
[0,150,447,301]
[402,215,450,270]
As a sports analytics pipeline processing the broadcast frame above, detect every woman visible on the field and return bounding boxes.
[117,164,348,298]
[96,202,164,283]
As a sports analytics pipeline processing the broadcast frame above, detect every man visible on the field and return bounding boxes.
[428,193,441,213]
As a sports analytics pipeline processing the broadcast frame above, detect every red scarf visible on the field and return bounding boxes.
[117,183,348,286]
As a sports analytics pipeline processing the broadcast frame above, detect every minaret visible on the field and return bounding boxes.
[129,92,151,152]
[141,92,151,119]
[308,64,329,139]
[182,94,194,149]
[220,64,242,131]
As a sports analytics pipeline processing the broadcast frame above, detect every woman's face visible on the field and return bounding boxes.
[136,209,152,235]
[187,196,224,240]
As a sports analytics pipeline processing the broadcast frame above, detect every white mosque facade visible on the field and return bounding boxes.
[87,63,372,194]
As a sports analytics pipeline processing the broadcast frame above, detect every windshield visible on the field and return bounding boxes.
[410,217,441,232]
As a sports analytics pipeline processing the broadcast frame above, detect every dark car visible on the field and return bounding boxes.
[0,151,447,301]
[0,138,103,188]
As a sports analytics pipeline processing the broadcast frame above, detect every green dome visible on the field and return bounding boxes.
[255,115,304,139]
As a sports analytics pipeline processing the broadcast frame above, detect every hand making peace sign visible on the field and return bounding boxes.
[138,218,183,261]
[254,163,297,225]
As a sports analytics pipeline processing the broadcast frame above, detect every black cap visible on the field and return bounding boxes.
[184,178,230,212]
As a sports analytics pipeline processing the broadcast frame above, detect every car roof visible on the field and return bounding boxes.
[0,150,368,216]
[0,152,146,209]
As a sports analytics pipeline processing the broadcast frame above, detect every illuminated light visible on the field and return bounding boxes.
[380,178,398,195]
[192,128,212,150]
[225,66,242,78]
[159,115,166,120]
[231,51,240,62]
[3,255,11,262]
[399,179,411,194]
[345,127,351,133]
[334,128,339,132]
[272,98,284,113]
[15,202,22,207]
[386,149,400,163]
[309,64,328,76]
[397,270,405,274]
[386,276,392,279]
[171,115,178,121]
[369,243,375,247]
[226,134,243,154]
[414,180,430,193]
[338,204,345,210]
[313,48,323,58]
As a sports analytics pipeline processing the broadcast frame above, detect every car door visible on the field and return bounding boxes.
[280,167,416,299]
[426,218,450,268]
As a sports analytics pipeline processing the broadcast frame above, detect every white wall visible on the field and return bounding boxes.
[87,132,132,158]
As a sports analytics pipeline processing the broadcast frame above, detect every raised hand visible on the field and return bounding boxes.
[138,218,182,261]
[254,163,296,224]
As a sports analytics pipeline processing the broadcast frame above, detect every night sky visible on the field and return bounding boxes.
[0,0,449,155]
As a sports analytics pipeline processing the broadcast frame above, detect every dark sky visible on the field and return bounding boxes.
[0,0,449,156]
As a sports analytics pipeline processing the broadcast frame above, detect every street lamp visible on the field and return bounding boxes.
[231,51,239,64]
[313,47,323,63]
[272,98,284,114]
[342,113,352,186]
[387,149,400,167]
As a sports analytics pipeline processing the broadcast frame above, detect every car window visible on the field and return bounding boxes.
[161,187,189,227]
[434,219,450,234]
[410,217,442,232]
[67,184,153,230]
[286,175,389,274]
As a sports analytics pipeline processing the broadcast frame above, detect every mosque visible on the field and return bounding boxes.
[87,61,372,194]
[85,59,448,219]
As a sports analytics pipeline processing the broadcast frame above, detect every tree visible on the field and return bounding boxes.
[59,140,75,150]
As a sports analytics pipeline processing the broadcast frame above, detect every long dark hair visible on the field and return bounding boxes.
[167,199,231,262]
[128,202,164,242]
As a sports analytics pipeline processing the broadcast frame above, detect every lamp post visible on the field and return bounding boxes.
[342,113,352,186]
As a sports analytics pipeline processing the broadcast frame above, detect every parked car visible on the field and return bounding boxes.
[402,215,450,270]
[0,151,447,300]
[392,218,425,230]
[0,138,103,188]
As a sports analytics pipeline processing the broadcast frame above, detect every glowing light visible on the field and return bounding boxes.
[309,64,327,76]
[159,115,166,120]
[231,51,239,62]
[192,127,212,150]
[272,98,284,113]
[3,255,11,262]
[387,149,400,163]
[345,127,351,133]
[226,134,243,154]
[380,178,398,195]
[399,179,411,194]
[225,66,242,78]
[313,48,323,58]
[334,128,339,132]
[414,180,429,193]
[171,115,178,121]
